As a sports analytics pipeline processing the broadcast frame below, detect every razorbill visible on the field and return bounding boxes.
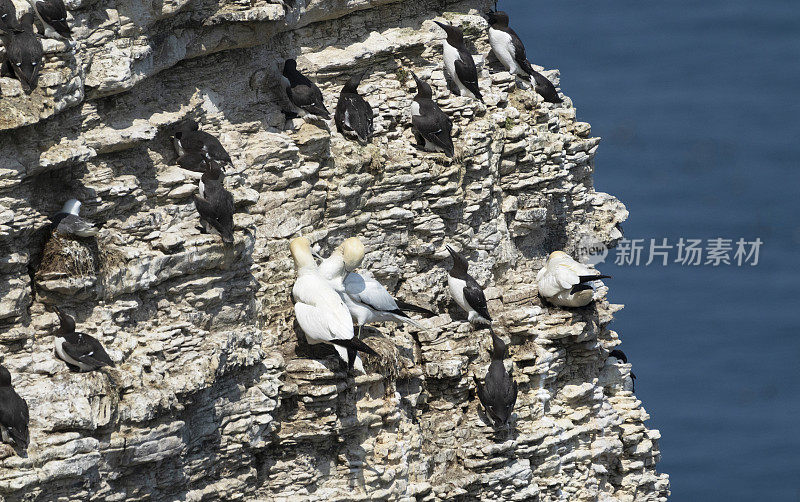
[173,119,233,170]
[434,21,483,101]
[0,0,16,33]
[473,329,518,428]
[486,10,562,103]
[51,307,115,372]
[282,58,330,119]
[25,0,71,39]
[609,349,636,392]
[193,161,234,245]
[290,237,377,373]
[319,237,433,338]
[50,199,98,238]
[334,71,374,143]
[410,72,454,158]
[536,251,611,307]
[446,245,491,324]
[1,13,43,94]
[0,364,29,451]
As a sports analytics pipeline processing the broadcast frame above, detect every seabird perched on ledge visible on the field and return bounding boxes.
[410,72,454,158]
[608,349,636,392]
[0,0,17,33]
[193,160,234,245]
[290,237,377,373]
[51,307,115,372]
[434,21,483,102]
[474,329,518,428]
[486,10,562,104]
[319,237,434,338]
[173,119,233,170]
[446,245,492,325]
[282,58,330,120]
[0,364,29,451]
[25,0,71,39]
[536,251,611,307]
[1,13,43,94]
[334,71,374,143]
[50,199,98,238]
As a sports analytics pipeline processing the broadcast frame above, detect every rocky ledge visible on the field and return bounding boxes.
[0,0,669,500]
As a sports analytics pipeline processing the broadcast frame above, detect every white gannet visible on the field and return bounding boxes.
[290,237,376,373]
[319,238,433,338]
[446,245,492,324]
[486,10,562,103]
[536,251,611,307]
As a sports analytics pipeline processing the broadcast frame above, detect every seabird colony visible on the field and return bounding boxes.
[1,4,623,454]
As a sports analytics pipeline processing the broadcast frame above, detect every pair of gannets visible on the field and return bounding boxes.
[290,237,432,373]
[536,251,611,307]
[173,120,235,244]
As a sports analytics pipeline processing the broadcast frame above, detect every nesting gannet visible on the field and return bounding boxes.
[25,0,70,39]
[486,10,562,103]
[0,364,29,451]
[446,245,491,324]
[282,58,330,119]
[434,21,483,101]
[474,329,518,428]
[193,161,234,245]
[50,199,98,238]
[536,251,611,307]
[51,307,115,372]
[1,13,43,93]
[410,72,454,157]
[334,71,374,143]
[290,237,377,373]
[173,119,233,170]
[319,238,433,338]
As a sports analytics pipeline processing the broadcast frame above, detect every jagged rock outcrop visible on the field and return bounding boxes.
[0,0,669,500]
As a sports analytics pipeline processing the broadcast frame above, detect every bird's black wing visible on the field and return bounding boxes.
[194,183,234,243]
[289,84,330,119]
[412,104,454,157]
[62,333,114,369]
[336,94,373,141]
[463,277,491,321]
[530,68,563,104]
[36,0,71,38]
[454,51,483,101]
[484,362,516,425]
[505,26,531,71]
[473,375,495,420]
[178,131,209,154]
[196,131,231,164]
[7,31,43,92]
[0,387,29,448]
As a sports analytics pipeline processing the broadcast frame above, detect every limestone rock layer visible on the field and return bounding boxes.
[0,0,669,500]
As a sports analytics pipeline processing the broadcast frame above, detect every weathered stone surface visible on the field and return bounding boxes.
[0,0,668,500]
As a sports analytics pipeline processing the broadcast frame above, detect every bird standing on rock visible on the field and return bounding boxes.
[0,0,17,33]
[446,245,492,325]
[282,58,330,120]
[50,199,98,238]
[192,161,235,245]
[0,364,29,452]
[410,72,454,158]
[319,237,434,338]
[486,10,562,104]
[173,119,233,170]
[1,13,43,93]
[474,329,518,428]
[290,237,377,373]
[51,307,115,372]
[434,21,483,102]
[334,71,374,143]
[536,251,611,307]
[25,0,71,39]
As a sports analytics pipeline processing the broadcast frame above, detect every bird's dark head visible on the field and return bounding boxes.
[283,58,298,76]
[342,70,366,94]
[18,12,34,31]
[177,118,199,135]
[446,245,469,274]
[609,349,628,363]
[434,21,464,45]
[411,72,433,99]
[486,10,509,28]
[0,364,10,387]
[205,160,226,181]
[52,306,75,335]
[490,329,508,360]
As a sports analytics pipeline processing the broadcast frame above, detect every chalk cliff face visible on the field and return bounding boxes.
[0,0,669,500]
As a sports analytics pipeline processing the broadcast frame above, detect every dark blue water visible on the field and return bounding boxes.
[506,1,800,499]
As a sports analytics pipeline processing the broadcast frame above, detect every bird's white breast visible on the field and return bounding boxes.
[54,336,90,370]
[447,275,470,313]
[488,28,518,74]
[442,42,459,81]
[410,100,421,117]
